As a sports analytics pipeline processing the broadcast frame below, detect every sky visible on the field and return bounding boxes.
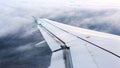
[0,0,120,68]
[1,0,120,37]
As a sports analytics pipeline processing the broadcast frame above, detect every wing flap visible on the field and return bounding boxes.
[49,50,65,68]
[37,19,120,68]
[38,25,61,52]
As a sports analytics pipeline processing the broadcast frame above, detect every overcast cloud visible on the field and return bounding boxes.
[0,0,120,68]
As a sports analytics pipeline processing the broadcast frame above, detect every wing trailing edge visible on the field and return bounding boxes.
[37,18,120,68]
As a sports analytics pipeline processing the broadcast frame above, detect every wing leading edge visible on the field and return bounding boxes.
[37,18,120,68]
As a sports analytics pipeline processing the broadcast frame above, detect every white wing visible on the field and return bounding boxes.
[37,18,120,68]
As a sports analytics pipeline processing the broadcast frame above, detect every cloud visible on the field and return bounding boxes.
[1,0,120,68]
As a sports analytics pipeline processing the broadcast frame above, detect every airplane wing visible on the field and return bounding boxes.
[36,18,120,68]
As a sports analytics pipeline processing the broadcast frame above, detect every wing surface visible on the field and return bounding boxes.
[37,18,120,68]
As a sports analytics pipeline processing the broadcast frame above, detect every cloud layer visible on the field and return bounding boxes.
[1,0,120,68]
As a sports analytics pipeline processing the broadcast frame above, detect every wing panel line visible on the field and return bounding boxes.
[43,20,120,59]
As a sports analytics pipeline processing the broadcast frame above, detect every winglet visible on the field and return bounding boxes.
[32,16,38,24]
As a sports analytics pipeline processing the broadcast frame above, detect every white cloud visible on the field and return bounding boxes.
[70,0,120,9]
[0,0,120,37]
